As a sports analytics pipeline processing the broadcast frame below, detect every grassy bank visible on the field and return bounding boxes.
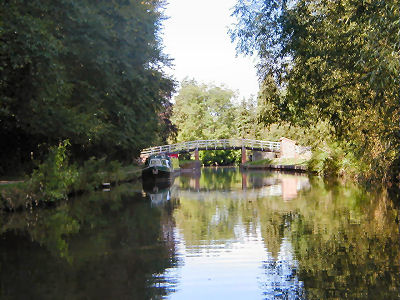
[0,143,142,211]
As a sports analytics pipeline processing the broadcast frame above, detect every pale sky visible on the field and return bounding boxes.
[162,0,259,100]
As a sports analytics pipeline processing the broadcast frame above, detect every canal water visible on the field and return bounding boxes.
[0,168,399,299]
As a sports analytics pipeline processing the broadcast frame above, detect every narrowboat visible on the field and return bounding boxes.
[142,154,173,179]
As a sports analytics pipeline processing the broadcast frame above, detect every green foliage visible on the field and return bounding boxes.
[170,157,180,169]
[235,97,259,138]
[0,182,30,211]
[171,80,237,142]
[199,150,240,166]
[104,160,125,184]
[0,141,142,209]
[308,143,360,178]
[307,149,330,175]
[71,157,106,193]
[72,158,133,193]
[231,0,400,182]
[178,151,192,161]
[0,0,174,174]
[171,80,246,166]
[29,140,78,202]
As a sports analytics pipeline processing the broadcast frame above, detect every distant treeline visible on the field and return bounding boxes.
[0,0,174,175]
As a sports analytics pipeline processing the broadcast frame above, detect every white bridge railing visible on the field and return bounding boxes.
[140,139,281,157]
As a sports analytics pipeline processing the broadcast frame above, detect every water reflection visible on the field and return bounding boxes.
[166,168,399,299]
[0,183,179,299]
[0,168,398,299]
[176,168,310,201]
[163,168,308,299]
[143,176,176,206]
[261,237,304,299]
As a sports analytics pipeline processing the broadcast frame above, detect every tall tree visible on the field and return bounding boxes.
[231,0,399,181]
[235,97,258,139]
[171,80,237,142]
[0,0,174,174]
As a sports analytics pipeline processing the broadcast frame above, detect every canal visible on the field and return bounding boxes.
[0,168,399,299]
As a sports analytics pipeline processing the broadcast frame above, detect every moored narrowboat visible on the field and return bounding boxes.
[142,154,173,179]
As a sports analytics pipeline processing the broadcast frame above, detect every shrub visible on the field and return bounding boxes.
[307,148,329,174]
[28,140,78,203]
[71,157,106,192]
[308,143,359,178]
[200,150,240,166]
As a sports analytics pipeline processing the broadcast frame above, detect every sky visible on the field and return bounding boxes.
[161,0,259,100]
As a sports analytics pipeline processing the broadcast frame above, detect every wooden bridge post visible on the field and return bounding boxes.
[194,148,199,161]
[241,146,247,164]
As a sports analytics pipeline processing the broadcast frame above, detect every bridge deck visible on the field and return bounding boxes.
[140,139,280,157]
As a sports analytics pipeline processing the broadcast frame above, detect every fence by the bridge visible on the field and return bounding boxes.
[140,139,281,158]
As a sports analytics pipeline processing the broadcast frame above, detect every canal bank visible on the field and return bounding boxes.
[241,156,310,173]
[0,164,143,211]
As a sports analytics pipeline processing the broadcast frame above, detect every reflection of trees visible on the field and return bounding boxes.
[260,237,304,299]
[199,167,242,191]
[173,194,245,243]
[1,170,398,298]
[173,172,399,298]
[179,168,310,203]
[0,183,179,299]
[179,167,243,191]
[289,184,400,299]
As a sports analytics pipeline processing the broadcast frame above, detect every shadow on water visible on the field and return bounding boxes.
[0,182,179,299]
[0,167,399,299]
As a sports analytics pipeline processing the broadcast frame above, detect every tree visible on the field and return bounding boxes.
[235,97,258,139]
[231,0,399,181]
[171,80,242,165]
[171,80,237,142]
[0,0,174,174]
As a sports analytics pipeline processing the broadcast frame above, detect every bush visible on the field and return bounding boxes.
[71,157,105,193]
[72,158,126,192]
[200,150,240,166]
[178,151,192,160]
[104,160,125,184]
[307,148,329,174]
[308,143,359,178]
[28,140,78,203]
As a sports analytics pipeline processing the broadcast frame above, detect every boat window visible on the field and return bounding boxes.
[149,159,161,166]
[162,160,170,167]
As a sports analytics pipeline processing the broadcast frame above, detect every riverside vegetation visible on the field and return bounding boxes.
[171,0,399,184]
[230,0,399,184]
[1,0,398,209]
[1,0,174,176]
[1,0,173,208]
[0,141,141,211]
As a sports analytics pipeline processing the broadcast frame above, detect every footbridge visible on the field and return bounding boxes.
[140,138,304,164]
[141,139,280,156]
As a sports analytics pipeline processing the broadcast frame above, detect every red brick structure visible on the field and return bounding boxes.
[279,137,298,158]
[241,146,247,164]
